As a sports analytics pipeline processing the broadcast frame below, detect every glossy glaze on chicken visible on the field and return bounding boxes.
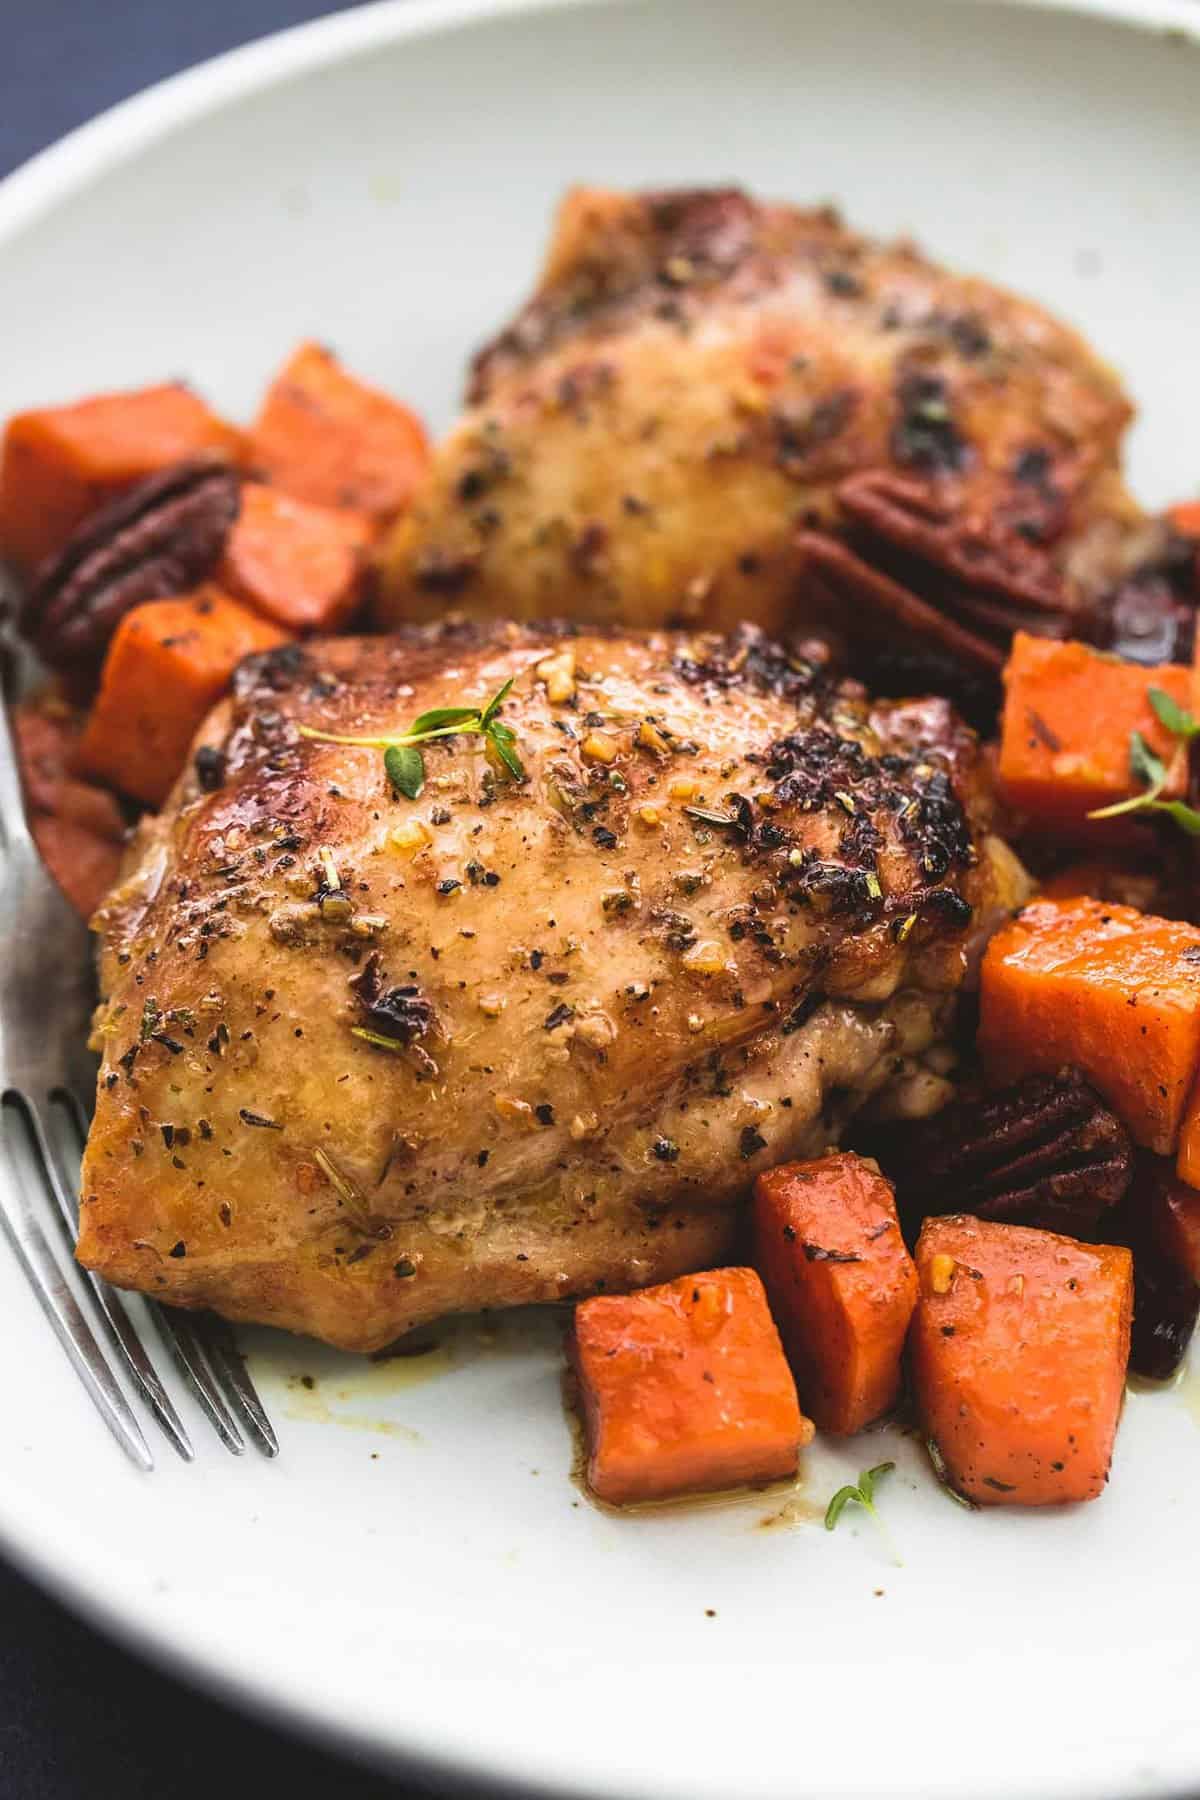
[77,622,1018,1349]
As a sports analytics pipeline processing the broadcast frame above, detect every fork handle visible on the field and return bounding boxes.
[0,698,33,852]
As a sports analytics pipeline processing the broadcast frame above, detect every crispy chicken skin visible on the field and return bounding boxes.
[377,187,1140,637]
[78,623,1016,1351]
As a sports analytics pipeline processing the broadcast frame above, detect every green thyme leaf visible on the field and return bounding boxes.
[385,744,425,800]
[1153,800,1200,837]
[858,1462,893,1506]
[1088,722,1200,837]
[488,728,525,783]
[824,1461,895,1531]
[406,705,484,736]
[1088,718,1177,829]
[824,1485,858,1530]
[479,676,515,732]
[1148,686,1200,741]
[1129,730,1167,791]
[1090,688,1200,838]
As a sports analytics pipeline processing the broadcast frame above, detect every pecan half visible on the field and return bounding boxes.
[866,1067,1133,1241]
[24,458,240,673]
[797,470,1078,719]
[1129,1245,1200,1382]
[798,529,1005,673]
[838,471,1070,621]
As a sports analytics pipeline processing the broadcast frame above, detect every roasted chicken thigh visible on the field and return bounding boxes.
[377,188,1142,656]
[78,623,1017,1349]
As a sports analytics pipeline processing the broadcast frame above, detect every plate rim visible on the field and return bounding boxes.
[1,1,1199,1796]
[0,0,1197,243]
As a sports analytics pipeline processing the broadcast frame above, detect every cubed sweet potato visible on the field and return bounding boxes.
[979,896,1200,1154]
[911,1215,1132,1506]
[217,481,373,632]
[753,1153,917,1434]
[249,342,429,522]
[997,633,1189,832]
[75,587,289,808]
[0,383,243,571]
[571,1267,811,1506]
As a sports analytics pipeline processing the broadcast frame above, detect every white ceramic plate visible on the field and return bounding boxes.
[2,3,1200,1796]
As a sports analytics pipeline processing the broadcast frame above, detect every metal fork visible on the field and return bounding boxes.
[0,699,277,1468]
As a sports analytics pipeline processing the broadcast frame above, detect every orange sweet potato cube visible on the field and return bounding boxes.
[0,383,243,571]
[571,1267,811,1506]
[76,587,289,808]
[979,896,1200,1154]
[753,1153,917,1434]
[997,633,1189,832]
[249,341,430,522]
[911,1215,1132,1506]
[218,481,374,633]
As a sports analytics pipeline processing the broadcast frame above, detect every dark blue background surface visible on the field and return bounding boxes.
[0,0,355,175]
[0,14,451,1794]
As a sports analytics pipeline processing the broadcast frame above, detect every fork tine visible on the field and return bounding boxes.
[62,1083,95,1134]
[30,1094,194,1462]
[195,1315,279,1457]
[58,1088,265,1458]
[151,1305,246,1455]
[0,1103,152,1471]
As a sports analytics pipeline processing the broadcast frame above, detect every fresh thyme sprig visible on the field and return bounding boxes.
[1088,686,1200,836]
[824,1460,894,1529]
[824,1461,900,1562]
[298,676,525,801]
